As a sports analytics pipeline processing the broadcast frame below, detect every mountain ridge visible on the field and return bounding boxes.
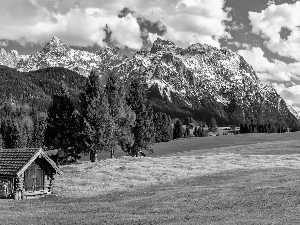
[0,37,298,130]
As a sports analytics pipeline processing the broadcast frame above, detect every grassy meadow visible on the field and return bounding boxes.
[2,132,300,224]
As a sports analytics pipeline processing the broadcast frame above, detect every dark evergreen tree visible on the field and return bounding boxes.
[210,117,218,133]
[126,78,154,156]
[154,112,163,143]
[161,113,173,142]
[185,127,190,137]
[0,133,3,148]
[173,120,184,139]
[153,112,173,142]
[105,72,135,158]
[44,84,78,156]
[193,127,198,137]
[81,71,116,161]
[31,111,47,148]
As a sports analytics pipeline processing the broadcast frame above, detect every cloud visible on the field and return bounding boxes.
[248,2,300,61]
[0,0,230,49]
[272,83,300,105]
[0,40,8,47]
[228,41,242,47]
[238,46,300,82]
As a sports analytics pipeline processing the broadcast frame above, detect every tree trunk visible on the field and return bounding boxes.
[90,150,97,162]
[110,148,114,158]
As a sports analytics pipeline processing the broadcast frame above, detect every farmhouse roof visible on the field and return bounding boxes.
[0,148,62,177]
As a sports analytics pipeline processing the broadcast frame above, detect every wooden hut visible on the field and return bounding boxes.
[0,148,62,200]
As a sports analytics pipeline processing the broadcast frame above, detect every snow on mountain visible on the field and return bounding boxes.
[130,38,297,129]
[1,36,128,77]
[0,36,298,128]
[288,105,300,120]
[16,36,106,76]
[132,38,267,106]
[0,47,29,68]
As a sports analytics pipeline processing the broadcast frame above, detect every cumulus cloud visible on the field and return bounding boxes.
[0,0,230,49]
[238,46,300,82]
[248,2,300,61]
[272,83,300,105]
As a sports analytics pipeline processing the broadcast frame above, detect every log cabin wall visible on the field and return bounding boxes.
[0,148,62,200]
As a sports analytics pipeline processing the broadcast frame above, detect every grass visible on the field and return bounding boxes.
[1,132,300,224]
[81,132,300,160]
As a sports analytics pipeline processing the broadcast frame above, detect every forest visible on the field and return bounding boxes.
[0,65,299,162]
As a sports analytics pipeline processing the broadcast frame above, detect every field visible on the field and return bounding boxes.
[1,132,300,224]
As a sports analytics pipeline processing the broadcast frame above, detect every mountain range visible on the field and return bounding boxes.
[0,36,299,131]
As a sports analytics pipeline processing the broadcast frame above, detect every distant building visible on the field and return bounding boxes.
[218,125,240,135]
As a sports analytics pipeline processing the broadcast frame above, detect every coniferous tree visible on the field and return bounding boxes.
[0,133,3,148]
[81,71,116,161]
[186,127,190,137]
[173,120,184,139]
[210,117,218,133]
[167,115,173,140]
[154,113,162,143]
[193,126,198,137]
[44,84,78,156]
[31,111,47,148]
[161,113,173,142]
[153,112,173,142]
[126,78,154,156]
[105,72,135,158]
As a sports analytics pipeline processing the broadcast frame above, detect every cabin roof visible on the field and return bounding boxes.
[0,148,62,177]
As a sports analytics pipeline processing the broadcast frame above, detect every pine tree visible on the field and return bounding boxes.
[105,72,135,158]
[161,113,173,142]
[173,120,184,139]
[31,111,47,148]
[44,84,78,156]
[167,115,173,141]
[0,133,3,148]
[154,113,162,142]
[186,127,190,137]
[210,117,218,133]
[81,71,116,161]
[126,78,154,156]
[193,127,198,137]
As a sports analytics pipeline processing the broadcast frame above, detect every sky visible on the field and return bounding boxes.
[0,0,300,107]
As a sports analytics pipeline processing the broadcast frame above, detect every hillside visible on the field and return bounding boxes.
[0,66,86,110]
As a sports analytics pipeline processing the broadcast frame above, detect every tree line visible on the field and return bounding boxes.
[2,70,297,162]
[0,69,216,161]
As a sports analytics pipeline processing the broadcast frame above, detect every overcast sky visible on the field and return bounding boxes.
[1,0,300,107]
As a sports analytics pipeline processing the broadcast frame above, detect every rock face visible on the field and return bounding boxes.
[0,47,28,68]
[16,36,105,76]
[0,37,298,129]
[131,38,297,130]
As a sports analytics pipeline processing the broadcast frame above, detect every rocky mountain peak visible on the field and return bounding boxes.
[50,36,61,43]
[42,36,70,55]
[96,46,120,57]
[0,47,7,55]
[150,38,179,54]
